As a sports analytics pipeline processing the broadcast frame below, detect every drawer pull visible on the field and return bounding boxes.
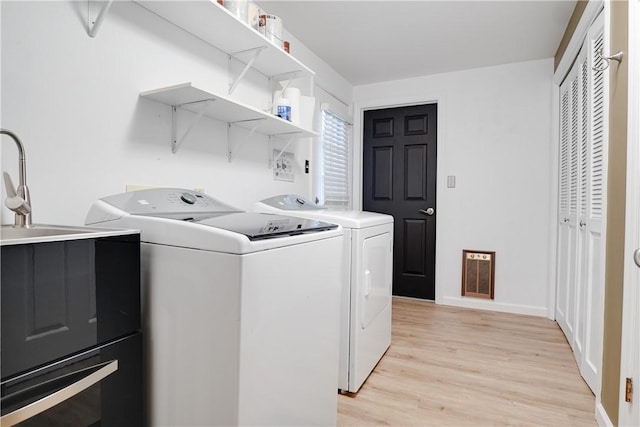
[1,360,118,426]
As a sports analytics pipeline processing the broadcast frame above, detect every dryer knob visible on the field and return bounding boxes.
[181,193,197,205]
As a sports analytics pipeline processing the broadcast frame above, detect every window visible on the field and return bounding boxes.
[321,109,352,208]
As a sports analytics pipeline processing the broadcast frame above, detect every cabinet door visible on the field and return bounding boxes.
[1,234,140,379]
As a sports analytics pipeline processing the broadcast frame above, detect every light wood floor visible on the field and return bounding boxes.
[337,298,597,426]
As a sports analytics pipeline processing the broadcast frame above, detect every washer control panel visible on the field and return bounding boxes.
[97,188,242,217]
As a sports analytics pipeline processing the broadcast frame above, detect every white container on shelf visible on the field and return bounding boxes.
[248,1,261,31]
[259,14,283,47]
[224,0,248,24]
[284,88,301,125]
[273,88,300,125]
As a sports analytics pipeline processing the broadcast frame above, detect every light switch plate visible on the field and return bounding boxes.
[447,175,456,188]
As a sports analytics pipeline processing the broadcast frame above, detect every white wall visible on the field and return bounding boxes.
[353,58,554,316]
[0,1,352,226]
[1,2,554,316]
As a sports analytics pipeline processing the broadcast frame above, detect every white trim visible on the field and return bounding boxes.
[554,0,605,85]
[548,79,560,320]
[441,296,547,318]
[619,0,640,424]
[597,400,614,427]
[352,92,445,304]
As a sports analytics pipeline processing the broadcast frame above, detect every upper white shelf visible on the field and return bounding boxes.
[133,0,315,79]
[140,83,318,138]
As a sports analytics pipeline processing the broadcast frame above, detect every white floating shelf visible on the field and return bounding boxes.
[133,0,314,79]
[140,83,318,138]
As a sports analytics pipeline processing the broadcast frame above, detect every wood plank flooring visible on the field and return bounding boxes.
[337,298,596,426]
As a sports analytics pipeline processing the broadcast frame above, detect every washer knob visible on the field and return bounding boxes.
[181,193,197,205]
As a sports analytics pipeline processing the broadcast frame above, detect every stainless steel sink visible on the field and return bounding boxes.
[1,224,138,245]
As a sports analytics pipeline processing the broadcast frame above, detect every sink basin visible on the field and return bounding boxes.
[1,224,138,245]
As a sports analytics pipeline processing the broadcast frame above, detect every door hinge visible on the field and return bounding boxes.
[626,377,633,403]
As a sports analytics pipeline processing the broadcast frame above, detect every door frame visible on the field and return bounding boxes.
[353,94,444,303]
[619,0,640,424]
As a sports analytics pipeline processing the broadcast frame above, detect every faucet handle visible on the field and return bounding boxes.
[3,171,17,198]
[3,172,30,215]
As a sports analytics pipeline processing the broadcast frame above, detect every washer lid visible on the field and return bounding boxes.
[259,194,326,211]
[197,212,337,240]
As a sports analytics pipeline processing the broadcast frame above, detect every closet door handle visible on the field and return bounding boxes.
[634,249,640,268]
[579,221,586,228]
[1,360,118,426]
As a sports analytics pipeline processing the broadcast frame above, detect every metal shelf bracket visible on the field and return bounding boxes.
[269,133,299,168]
[267,71,302,113]
[227,118,266,162]
[275,70,302,95]
[171,100,214,153]
[88,0,114,38]
[228,47,267,95]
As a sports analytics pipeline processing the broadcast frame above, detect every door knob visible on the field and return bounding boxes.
[634,248,640,268]
[419,207,435,216]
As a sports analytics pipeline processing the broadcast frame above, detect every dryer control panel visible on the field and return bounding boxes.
[260,194,326,211]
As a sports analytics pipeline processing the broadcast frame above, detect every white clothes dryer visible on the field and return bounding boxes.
[86,188,343,426]
[253,194,393,393]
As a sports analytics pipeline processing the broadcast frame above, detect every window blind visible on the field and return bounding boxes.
[321,109,352,207]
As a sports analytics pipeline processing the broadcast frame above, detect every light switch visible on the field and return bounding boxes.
[447,175,456,188]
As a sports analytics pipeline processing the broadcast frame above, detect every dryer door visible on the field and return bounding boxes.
[349,225,393,392]
[361,231,392,328]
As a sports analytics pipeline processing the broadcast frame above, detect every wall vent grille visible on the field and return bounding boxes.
[461,250,495,299]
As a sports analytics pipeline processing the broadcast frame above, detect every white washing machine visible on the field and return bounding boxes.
[85,188,343,426]
[253,194,393,393]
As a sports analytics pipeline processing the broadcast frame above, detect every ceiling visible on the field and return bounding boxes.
[260,1,577,86]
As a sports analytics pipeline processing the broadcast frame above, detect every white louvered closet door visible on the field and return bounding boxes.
[580,16,607,395]
[573,45,589,368]
[556,72,571,337]
[555,11,607,396]
[556,53,581,346]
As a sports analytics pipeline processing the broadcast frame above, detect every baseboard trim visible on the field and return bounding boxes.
[595,400,613,427]
[440,296,547,317]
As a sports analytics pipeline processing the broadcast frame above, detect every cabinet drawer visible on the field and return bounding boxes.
[1,332,142,426]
